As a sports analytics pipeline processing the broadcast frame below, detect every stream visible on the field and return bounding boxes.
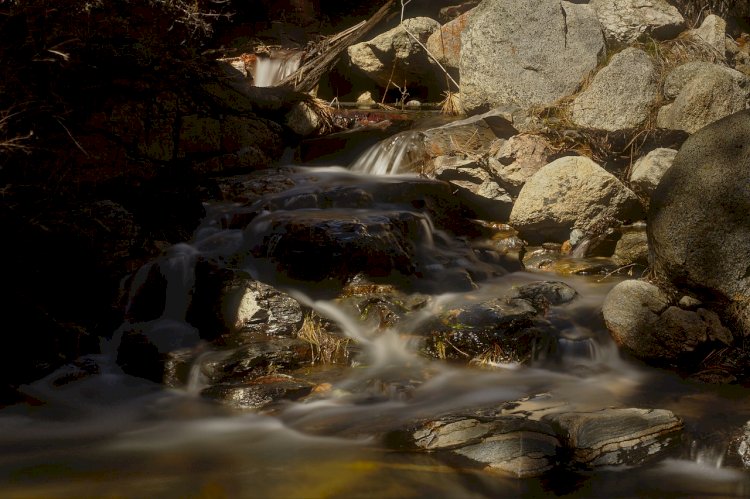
[3,116,750,498]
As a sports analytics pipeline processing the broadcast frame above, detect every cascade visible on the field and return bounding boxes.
[252,51,303,87]
[349,130,426,175]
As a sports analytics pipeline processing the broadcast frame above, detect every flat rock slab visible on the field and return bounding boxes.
[542,407,683,466]
[396,405,682,477]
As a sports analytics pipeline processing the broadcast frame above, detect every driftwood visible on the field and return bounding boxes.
[277,0,396,93]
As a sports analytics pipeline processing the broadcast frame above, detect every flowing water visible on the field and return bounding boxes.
[3,127,750,498]
[252,51,303,88]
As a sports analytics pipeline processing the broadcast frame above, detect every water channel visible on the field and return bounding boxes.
[2,114,750,498]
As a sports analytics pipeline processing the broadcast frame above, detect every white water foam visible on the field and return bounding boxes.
[252,52,302,87]
[350,131,426,175]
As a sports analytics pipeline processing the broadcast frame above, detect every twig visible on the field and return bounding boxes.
[596,263,637,282]
[55,118,89,157]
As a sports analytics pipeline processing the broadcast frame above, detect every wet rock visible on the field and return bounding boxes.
[244,174,476,238]
[657,63,750,133]
[509,156,644,245]
[214,167,299,204]
[452,421,560,477]
[734,421,750,468]
[542,408,683,467]
[649,110,750,317]
[163,348,196,388]
[422,297,555,362]
[400,414,560,477]
[117,320,202,382]
[346,17,442,98]
[460,0,604,113]
[571,48,659,132]
[201,375,312,410]
[507,281,578,314]
[487,134,553,196]
[245,209,421,282]
[628,148,678,204]
[200,339,312,384]
[396,404,682,477]
[340,278,429,330]
[590,0,685,45]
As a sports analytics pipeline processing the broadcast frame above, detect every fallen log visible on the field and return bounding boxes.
[277,0,396,93]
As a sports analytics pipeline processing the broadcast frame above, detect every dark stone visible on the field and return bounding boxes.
[648,110,750,314]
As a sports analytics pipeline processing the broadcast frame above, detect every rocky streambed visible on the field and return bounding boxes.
[3,0,750,497]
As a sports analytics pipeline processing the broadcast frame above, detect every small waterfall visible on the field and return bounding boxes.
[252,52,302,87]
[690,439,726,469]
[350,131,426,175]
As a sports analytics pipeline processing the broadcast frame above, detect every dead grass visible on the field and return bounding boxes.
[469,343,528,367]
[0,109,33,155]
[304,96,337,134]
[439,91,463,116]
[297,314,350,365]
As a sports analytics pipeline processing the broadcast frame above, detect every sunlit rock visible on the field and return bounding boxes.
[657,63,750,133]
[734,421,750,468]
[509,156,644,245]
[590,0,685,45]
[460,0,604,113]
[487,134,554,196]
[685,14,727,54]
[571,48,659,132]
[628,148,678,204]
[395,404,682,477]
[346,17,442,98]
[426,10,472,79]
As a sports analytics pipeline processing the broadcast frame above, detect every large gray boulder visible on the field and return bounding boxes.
[460,0,604,114]
[571,47,658,131]
[509,156,644,244]
[589,0,685,45]
[657,63,750,133]
[346,17,441,95]
[648,110,750,308]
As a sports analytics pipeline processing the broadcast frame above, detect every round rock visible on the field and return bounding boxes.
[648,110,750,307]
